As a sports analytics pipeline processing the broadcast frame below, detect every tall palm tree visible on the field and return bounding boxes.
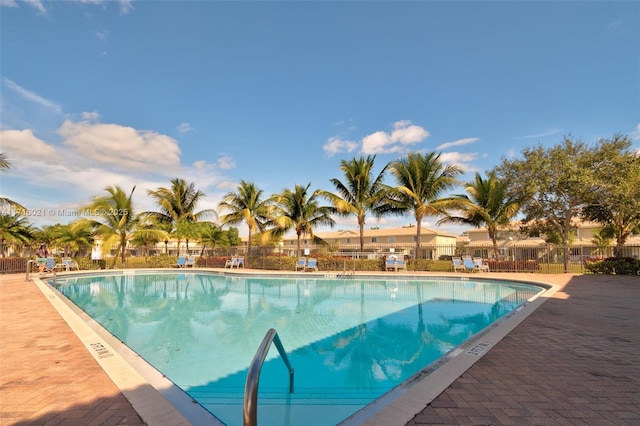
[0,214,33,257]
[389,152,463,259]
[271,183,336,257]
[439,171,521,259]
[327,155,398,251]
[144,178,214,255]
[80,186,167,266]
[218,180,273,257]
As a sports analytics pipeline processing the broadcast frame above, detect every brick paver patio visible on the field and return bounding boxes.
[407,274,640,426]
[0,273,144,426]
[1,272,638,425]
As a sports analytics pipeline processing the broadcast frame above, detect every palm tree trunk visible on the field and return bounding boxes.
[415,214,422,259]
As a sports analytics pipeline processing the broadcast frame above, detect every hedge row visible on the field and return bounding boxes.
[584,257,640,275]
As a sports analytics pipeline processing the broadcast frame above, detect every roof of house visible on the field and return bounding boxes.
[309,226,458,240]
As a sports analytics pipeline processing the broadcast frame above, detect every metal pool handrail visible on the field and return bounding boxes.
[26,260,36,281]
[243,328,294,426]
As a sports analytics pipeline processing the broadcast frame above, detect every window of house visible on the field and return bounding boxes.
[371,237,377,243]
[388,237,395,243]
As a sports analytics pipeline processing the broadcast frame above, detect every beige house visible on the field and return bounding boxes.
[459,220,640,260]
[119,219,638,260]
[275,226,459,260]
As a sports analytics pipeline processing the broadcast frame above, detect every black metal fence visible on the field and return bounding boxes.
[4,242,639,275]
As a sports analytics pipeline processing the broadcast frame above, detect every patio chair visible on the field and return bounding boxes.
[42,257,57,274]
[58,257,79,271]
[385,257,397,271]
[395,258,407,271]
[295,258,307,271]
[473,257,490,272]
[452,257,465,272]
[305,258,318,272]
[462,256,479,272]
[224,256,238,268]
[235,256,245,268]
[173,256,186,268]
[185,257,196,268]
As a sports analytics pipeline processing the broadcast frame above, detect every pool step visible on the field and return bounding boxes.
[188,386,377,406]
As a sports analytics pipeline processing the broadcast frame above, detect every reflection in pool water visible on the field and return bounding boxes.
[54,273,542,426]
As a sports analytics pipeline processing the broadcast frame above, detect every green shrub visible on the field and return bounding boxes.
[585,257,640,275]
[144,254,179,268]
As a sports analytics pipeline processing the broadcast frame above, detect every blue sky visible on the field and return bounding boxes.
[1,0,639,236]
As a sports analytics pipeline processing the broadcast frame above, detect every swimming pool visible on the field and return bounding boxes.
[51,272,544,425]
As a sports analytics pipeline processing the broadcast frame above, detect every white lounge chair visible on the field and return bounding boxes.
[185,257,196,268]
[394,258,407,271]
[225,256,238,268]
[173,256,186,268]
[452,257,465,272]
[42,257,57,274]
[295,258,306,271]
[385,258,397,271]
[463,256,483,272]
[305,258,318,271]
[473,257,490,272]
[58,257,79,271]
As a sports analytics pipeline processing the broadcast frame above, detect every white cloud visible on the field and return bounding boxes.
[2,0,134,14]
[96,30,108,41]
[192,155,235,172]
[57,119,182,173]
[21,0,45,13]
[76,0,134,13]
[118,0,133,14]
[177,122,194,133]
[323,137,359,156]
[81,111,100,121]
[361,120,429,155]
[0,0,18,7]
[2,78,62,114]
[436,137,479,150]
[0,129,61,162]
[517,129,561,139]
[216,155,236,170]
[631,123,640,140]
[0,0,46,13]
[604,19,623,29]
[438,151,480,173]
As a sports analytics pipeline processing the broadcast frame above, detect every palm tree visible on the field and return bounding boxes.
[389,152,463,259]
[196,221,229,257]
[144,178,214,256]
[218,180,274,257]
[0,214,33,257]
[80,186,167,267]
[271,183,336,257]
[327,155,398,252]
[52,221,94,257]
[439,171,521,259]
[591,227,614,257]
[0,152,10,171]
[0,152,25,211]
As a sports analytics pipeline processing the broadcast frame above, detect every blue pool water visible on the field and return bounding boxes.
[52,272,543,425]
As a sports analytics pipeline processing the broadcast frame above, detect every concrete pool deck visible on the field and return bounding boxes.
[1,271,638,425]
